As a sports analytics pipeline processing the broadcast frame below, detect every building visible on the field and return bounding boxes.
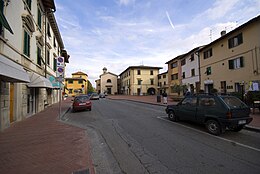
[0,0,68,131]
[96,67,118,95]
[65,71,88,97]
[199,15,260,94]
[180,47,202,94]
[120,66,162,95]
[158,71,169,94]
[166,55,184,96]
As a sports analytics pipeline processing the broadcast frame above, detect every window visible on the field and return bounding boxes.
[78,80,83,84]
[53,56,57,71]
[68,80,73,84]
[182,97,197,106]
[171,62,177,68]
[53,37,56,47]
[171,73,178,80]
[23,30,30,57]
[47,23,51,37]
[37,46,42,66]
[137,70,141,75]
[229,57,244,69]
[203,48,212,59]
[25,0,32,10]
[190,54,194,61]
[150,79,154,85]
[47,49,50,65]
[68,89,73,94]
[158,75,161,79]
[181,59,186,66]
[128,71,130,76]
[191,69,195,76]
[206,67,212,75]
[163,74,166,78]
[150,70,153,75]
[182,72,185,79]
[37,8,42,29]
[199,97,216,106]
[107,79,112,83]
[164,81,166,85]
[228,33,243,48]
[138,79,142,85]
[159,82,162,87]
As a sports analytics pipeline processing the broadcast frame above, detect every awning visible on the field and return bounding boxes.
[0,55,30,82]
[0,10,13,34]
[27,72,53,88]
[48,75,61,89]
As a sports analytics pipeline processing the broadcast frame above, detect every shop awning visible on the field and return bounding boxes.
[27,72,53,88]
[48,75,61,89]
[0,55,30,82]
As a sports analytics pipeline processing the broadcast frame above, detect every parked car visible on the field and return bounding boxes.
[90,93,100,100]
[72,95,92,112]
[99,93,106,98]
[165,94,253,135]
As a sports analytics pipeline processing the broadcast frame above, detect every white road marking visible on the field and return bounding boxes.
[157,116,260,152]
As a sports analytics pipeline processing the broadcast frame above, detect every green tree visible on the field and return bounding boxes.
[171,84,187,96]
[87,80,94,93]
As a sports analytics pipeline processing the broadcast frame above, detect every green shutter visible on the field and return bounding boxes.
[240,57,244,67]
[229,60,234,69]
[37,8,41,29]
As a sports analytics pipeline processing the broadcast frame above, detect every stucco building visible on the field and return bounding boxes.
[158,71,169,94]
[120,66,162,95]
[96,67,118,95]
[65,71,88,97]
[0,0,68,130]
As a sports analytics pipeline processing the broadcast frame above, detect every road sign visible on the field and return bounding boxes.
[56,57,65,77]
[57,57,65,67]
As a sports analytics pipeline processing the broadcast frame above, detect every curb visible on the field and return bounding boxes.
[108,98,260,133]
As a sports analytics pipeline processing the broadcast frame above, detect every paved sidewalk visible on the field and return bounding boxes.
[107,95,260,131]
[0,97,94,174]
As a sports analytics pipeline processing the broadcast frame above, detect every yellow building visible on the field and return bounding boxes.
[166,55,184,95]
[158,71,169,94]
[65,71,88,97]
[120,66,162,95]
[199,15,260,95]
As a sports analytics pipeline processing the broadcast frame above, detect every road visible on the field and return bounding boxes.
[62,99,260,174]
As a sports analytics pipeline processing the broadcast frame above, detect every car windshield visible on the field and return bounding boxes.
[221,96,248,109]
[75,96,89,102]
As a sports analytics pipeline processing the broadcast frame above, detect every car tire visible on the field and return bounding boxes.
[168,111,177,122]
[232,125,244,132]
[89,108,92,111]
[206,120,221,135]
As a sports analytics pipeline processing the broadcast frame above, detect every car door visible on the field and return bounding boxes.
[175,96,197,121]
[196,96,219,123]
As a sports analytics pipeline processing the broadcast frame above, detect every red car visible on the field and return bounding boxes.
[72,95,92,112]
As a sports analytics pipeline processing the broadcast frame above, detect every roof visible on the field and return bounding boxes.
[119,65,163,76]
[100,72,118,78]
[158,71,168,75]
[42,0,55,11]
[65,77,87,81]
[199,15,260,52]
[72,71,88,76]
[165,54,186,64]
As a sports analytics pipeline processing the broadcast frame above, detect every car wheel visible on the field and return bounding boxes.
[206,120,221,135]
[89,108,92,111]
[232,125,244,132]
[168,111,177,122]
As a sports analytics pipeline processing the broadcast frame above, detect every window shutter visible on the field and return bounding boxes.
[240,57,244,67]
[238,33,243,44]
[229,60,234,69]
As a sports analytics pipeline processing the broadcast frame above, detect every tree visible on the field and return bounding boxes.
[87,80,94,93]
[171,84,187,96]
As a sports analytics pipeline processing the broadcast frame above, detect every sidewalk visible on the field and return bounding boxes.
[107,95,260,131]
[0,97,94,174]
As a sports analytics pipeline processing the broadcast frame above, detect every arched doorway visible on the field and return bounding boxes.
[147,88,156,95]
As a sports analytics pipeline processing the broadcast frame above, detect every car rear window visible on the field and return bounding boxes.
[76,96,89,102]
[221,96,247,109]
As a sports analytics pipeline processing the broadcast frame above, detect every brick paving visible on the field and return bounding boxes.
[107,95,260,130]
[0,97,94,174]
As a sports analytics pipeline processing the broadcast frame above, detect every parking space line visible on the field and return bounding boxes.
[157,116,260,152]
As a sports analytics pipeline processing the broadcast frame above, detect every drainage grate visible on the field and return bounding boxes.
[72,168,89,174]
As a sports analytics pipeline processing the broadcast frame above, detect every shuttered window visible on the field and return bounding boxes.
[23,30,30,57]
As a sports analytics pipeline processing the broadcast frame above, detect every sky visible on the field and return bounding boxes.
[54,0,260,86]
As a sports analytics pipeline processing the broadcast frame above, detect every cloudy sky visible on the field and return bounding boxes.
[55,0,260,86]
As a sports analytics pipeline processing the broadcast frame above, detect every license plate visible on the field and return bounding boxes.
[238,120,246,124]
[79,103,86,105]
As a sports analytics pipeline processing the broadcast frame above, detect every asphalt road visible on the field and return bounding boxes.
[63,99,260,174]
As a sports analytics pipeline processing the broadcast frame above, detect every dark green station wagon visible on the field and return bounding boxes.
[165,94,253,135]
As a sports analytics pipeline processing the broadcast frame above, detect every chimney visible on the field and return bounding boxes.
[221,30,226,36]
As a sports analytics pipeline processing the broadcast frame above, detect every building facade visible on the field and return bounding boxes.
[65,71,88,97]
[158,71,169,94]
[0,0,68,131]
[199,15,260,94]
[120,66,162,95]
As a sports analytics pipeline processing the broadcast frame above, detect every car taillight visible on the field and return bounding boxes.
[226,111,232,119]
[86,101,91,104]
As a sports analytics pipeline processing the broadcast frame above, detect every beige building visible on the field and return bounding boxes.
[158,71,169,94]
[0,0,68,130]
[199,15,260,95]
[96,67,118,95]
[120,66,162,95]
